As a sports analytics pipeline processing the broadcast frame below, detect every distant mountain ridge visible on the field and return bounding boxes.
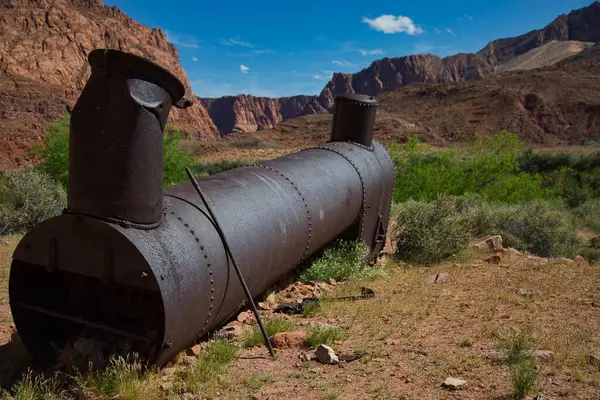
[204,1,600,134]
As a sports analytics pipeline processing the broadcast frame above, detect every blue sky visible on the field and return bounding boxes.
[109,0,594,98]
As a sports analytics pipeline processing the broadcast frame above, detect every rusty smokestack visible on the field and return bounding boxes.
[330,93,377,147]
[66,49,189,227]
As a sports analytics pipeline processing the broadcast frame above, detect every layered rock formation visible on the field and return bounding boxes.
[0,0,217,168]
[319,1,600,106]
[200,95,326,133]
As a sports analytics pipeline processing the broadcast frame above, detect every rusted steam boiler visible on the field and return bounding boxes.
[8,49,395,367]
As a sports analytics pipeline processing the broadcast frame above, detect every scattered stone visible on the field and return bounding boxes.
[327,278,337,286]
[270,331,310,349]
[574,255,590,267]
[532,395,549,400]
[402,348,428,356]
[441,377,466,390]
[315,344,339,364]
[257,302,272,311]
[485,255,502,265]
[237,311,251,323]
[473,235,503,251]
[160,381,173,391]
[425,273,449,284]
[586,353,600,368]
[185,345,202,357]
[534,350,555,361]
[526,255,549,267]
[508,247,522,255]
[485,350,507,362]
[518,288,534,297]
[219,321,244,338]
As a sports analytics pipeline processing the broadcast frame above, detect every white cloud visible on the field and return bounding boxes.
[221,37,254,48]
[252,49,272,55]
[165,30,200,49]
[191,57,198,62]
[434,28,442,34]
[332,60,355,67]
[361,15,423,35]
[240,64,250,74]
[464,14,473,20]
[312,74,324,80]
[358,48,384,56]
[446,28,456,36]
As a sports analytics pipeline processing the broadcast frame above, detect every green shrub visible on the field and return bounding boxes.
[182,339,238,393]
[30,113,70,188]
[30,115,195,189]
[572,198,600,232]
[298,240,381,283]
[305,325,345,348]
[1,370,69,400]
[0,168,66,234]
[163,127,195,187]
[463,200,583,257]
[392,197,472,264]
[192,159,251,178]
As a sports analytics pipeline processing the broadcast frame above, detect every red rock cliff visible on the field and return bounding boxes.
[0,0,217,168]
[200,95,327,134]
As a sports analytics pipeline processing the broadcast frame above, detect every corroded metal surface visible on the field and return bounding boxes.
[8,50,395,367]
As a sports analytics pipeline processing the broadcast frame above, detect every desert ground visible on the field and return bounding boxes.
[1,141,599,400]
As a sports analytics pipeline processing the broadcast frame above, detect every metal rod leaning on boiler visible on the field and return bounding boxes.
[185,167,275,357]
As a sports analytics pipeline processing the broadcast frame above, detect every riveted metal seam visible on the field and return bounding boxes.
[239,163,312,262]
[312,143,368,240]
[168,208,216,334]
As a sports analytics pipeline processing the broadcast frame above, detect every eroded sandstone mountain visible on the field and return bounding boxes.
[199,95,327,133]
[0,0,217,168]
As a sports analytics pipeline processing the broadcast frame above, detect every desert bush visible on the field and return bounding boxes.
[163,127,195,187]
[1,370,69,400]
[30,113,70,188]
[305,325,345,348]
[298,240,381,283]
[463,200,583,257]
[30,115,195,189]
[0,168,66,234]
[182,339,238,394]
[391,197,472,264]
[571,198,600,232]
[192,159,251,179]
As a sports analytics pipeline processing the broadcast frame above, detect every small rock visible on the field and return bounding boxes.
[219,322,243,338]
[327,278,337,286]
[237,311,250,323]
[526,255,549,267]
[518,288,534,297]
[300,352,317,361]
[574,255,589,267]
[534,350,554,361]
[485,255,502,265]
[160,381,173,391]
[185,345,202,357]
[270,331,310,349]
[257,302,272,311]
[315,344,339,364]
[532,395,549,400]
[473,235,503,251]
[508,248,522,255]
[425,273,449,284]
[441,377,466,390]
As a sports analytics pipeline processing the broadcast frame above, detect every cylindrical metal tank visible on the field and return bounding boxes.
[8,49,395,367]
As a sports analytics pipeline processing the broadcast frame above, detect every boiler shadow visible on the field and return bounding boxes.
[0,333,36,390]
